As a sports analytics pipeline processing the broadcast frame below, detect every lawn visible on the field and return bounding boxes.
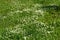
[0,0,60,40]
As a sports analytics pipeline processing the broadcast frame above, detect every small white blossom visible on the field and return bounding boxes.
[23,36,27,40]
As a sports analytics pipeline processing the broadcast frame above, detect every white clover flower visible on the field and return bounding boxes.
[47,31,54,34]
[2,16,7,19]
[10,24,23,34]
[35,10,44,16]
[23,8,31,11]
[23,36,27,40]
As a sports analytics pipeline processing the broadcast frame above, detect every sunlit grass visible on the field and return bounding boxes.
[0,0,60,40]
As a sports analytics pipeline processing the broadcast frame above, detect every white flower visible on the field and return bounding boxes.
[35,10,44,16]
[23,36,27,40]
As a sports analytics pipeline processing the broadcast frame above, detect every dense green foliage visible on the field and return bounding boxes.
[0,0,60,40]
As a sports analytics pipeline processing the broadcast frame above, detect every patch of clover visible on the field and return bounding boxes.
[7,3,45,17]
[0,3,56,40]
[0,16,55,40]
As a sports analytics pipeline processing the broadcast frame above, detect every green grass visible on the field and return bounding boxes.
[0,0,60,40]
